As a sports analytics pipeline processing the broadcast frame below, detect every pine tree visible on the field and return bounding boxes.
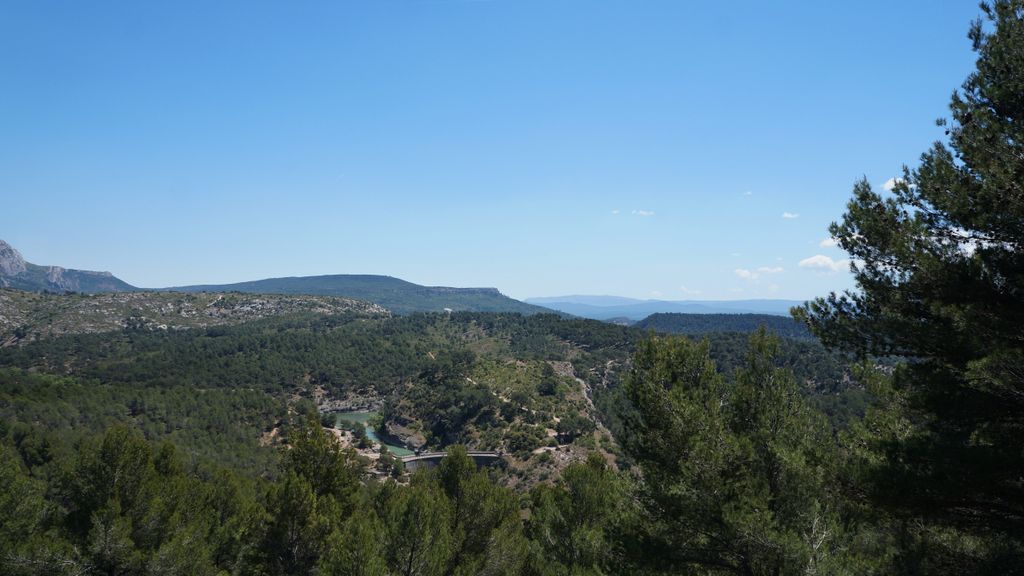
[624,331,848,575]
[796,1,1024,568]
[527,452,630,575]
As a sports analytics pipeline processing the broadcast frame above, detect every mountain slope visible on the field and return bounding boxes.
[0,240,136,293]
[165,274,551,315]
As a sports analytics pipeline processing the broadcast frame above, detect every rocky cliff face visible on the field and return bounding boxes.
[0,239,136,293]
[0,240,28,276]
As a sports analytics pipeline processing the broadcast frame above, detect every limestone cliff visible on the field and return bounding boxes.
[0,239,136,293]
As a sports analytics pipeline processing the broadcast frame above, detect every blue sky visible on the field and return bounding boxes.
[1,1,981,300]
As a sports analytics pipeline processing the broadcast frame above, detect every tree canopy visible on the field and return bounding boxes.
[797,1,1024,569]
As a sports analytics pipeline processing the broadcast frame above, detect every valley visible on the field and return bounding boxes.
[1,1,1019,571]
[0,288,863,482]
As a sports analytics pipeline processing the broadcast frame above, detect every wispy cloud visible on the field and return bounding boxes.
[782,212,799,219]
[799,254,848,272]
[679,285,701,296]
[650,290,663,298]
[819,237,839,248]
[610,209,620,215]
[736,265,784,281]
[632,209,655,217]
[742,191,753,197]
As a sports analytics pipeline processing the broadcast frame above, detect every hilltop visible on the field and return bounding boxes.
[165,274,551,315]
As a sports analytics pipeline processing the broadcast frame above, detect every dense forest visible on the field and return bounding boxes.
[1,2,1022,574]
[0,329,881,576]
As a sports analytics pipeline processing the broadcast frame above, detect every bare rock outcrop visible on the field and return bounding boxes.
[0,240,27,276]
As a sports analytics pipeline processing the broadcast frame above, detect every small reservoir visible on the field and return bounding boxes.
[329,411,414,457]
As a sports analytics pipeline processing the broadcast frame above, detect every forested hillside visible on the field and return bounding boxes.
[1,304,866,486]
[635,312,812,339]
[0,312,634,479]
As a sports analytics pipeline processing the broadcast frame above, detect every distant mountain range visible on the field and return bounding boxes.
[1,240,809,319]
[525,295,804,320]
[0,240,547,315]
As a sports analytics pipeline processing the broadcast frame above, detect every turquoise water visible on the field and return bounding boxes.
[365,426,414,457]
[332,411,375,425]
[332,411,414,457]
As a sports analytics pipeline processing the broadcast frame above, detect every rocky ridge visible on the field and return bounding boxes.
[0,239,136,293]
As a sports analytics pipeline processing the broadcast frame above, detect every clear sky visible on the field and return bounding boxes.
[1,1,981,300]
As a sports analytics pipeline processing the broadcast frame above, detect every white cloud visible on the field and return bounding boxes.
[819,237,839,248]
[782,212,800,219]
[650,290,663,298]
[742,191,753,197]
[610,209,620,215]
[736,265,783,282]
[679,285,701,296]
[799,254,848,272]
[882,177,903,192]
[729,287,744,293]
[731,252,741,257]
[632,209,655,217]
